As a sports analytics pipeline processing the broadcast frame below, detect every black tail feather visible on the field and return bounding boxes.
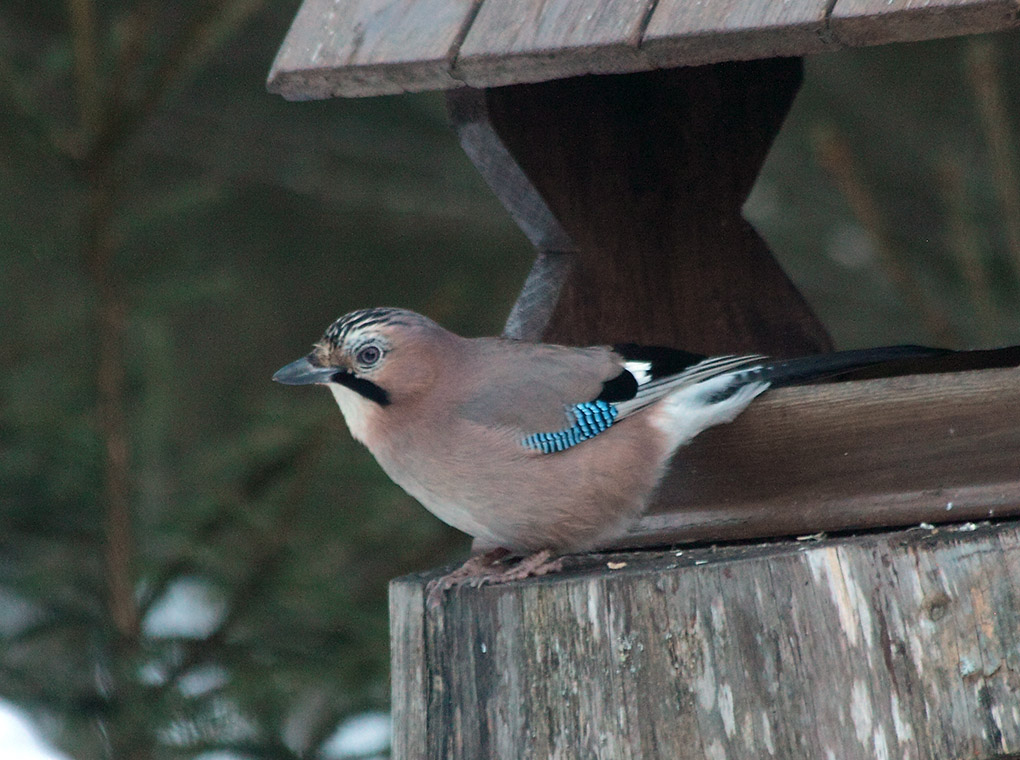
[758,345,954,387]
[612,341,1020,391]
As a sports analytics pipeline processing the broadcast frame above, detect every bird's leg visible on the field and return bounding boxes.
[426,548,510,608]
[483,548,565,584]
[425,548,565,608]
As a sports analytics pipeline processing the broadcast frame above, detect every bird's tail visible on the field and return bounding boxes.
[650,344,952,451]
[755,344,953,387]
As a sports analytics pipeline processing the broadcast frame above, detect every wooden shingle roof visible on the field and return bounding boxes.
[268,0,1020,99]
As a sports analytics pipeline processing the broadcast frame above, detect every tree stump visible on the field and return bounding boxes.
[391,519,1020,759]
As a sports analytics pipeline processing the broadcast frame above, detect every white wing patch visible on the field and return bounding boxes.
[650,376,770,451]
[613,354,766,420]
[624,360,653,385]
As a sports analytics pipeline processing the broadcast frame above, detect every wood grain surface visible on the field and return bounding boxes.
[268,0,1020,98]
[454,0,656,87]
[446,88,577,341]
[643,0,831,68]
[480,62,834,356]
[631,364,1020,546]
[266,0,479,99]
[392,519,1020,758]
[830,0,1020,47]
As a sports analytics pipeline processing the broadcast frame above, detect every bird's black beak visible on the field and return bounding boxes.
[273,355,337,385]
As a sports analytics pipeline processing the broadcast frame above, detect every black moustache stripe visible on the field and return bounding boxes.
[332,371,391,406]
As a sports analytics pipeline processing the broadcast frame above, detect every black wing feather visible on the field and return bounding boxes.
[612,344,707,381]
[596,369,639,402]
[596,344,709,403]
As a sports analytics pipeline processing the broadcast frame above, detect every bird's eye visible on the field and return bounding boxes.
[356,344,382,367]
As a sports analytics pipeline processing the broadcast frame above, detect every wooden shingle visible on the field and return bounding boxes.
[267,0,1020,99]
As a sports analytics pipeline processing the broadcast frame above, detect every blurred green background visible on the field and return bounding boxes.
[1,1,1019,757]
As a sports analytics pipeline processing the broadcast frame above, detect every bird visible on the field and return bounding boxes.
[274,307,946,598]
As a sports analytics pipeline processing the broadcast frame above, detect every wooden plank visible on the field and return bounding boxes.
[481,61,832,352]
[392,520,1020,758]
[478,62,834,356]
[447,89,576,255]
[388,576,428,759]
[642,0,832,70]
[454,0,656,88]
[834,542,937,759]
[761,550,869,756]
[831,0,1020,47]
[499,251,573,341]
[616,365,1020,548]
[991,528,1020,747]
[446,88,577,341]
[266,0,479,99]
[267,0,1020,98]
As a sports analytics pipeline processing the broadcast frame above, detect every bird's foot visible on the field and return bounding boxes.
[425,548,565,608]
[425,548,509,608]
[483,548,565,584]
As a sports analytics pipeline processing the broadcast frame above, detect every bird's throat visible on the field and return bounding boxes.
[328,382,383,444]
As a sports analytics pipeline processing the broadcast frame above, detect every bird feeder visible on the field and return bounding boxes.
[269,3,1020,757]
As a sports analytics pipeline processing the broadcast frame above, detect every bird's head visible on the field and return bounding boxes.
[273,307,446,408]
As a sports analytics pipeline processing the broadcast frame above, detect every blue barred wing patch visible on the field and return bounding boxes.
[521,400,619,454]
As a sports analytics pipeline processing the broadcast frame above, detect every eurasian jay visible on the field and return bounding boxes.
[274,307,942,594]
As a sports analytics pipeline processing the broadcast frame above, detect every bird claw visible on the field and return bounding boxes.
[425,548,565,609]
[488,548,564,583]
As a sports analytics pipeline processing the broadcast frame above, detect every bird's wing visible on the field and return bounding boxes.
[455,339,623,433]
[457,338,953,454]
[457,339,765,454]
[605,344,766,419]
